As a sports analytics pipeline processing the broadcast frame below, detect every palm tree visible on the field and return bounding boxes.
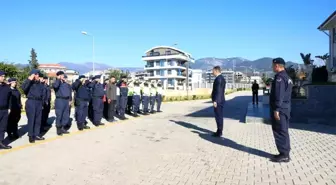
[315,53,329,65]
[300,53,314,65]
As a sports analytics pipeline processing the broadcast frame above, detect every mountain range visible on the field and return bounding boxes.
[14,57,301,74]
[191,57,300,73]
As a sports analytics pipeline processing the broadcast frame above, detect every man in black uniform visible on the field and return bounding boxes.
[21,69,46,143]
[72,75,92,130]
[0,71,12,149]
[252,80,259,104]
[91,75,105,126]
[7,78,22,140]
[41,75,51,132]
[270,58,293,163]
[52,71,71,135]
[117,75,128,120]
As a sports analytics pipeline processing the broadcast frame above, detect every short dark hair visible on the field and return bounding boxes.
[213,66,221,72]
[110,76,116,79]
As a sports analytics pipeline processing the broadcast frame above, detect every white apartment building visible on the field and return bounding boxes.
[142,46,195,90]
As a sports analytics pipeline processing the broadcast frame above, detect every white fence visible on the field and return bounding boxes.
[192,82,252,89]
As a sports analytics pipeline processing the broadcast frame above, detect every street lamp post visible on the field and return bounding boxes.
[81,31,95,74]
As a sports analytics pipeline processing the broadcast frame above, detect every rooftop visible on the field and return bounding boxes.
[318,10,336,30]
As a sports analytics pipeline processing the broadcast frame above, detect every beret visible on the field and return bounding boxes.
[56,71,65,76]
[273,58,286,65]
[93,75,101,80]
[78,75,86,80]
[8,78,17,83]
[0,70,5,76]
[29,69,40,75]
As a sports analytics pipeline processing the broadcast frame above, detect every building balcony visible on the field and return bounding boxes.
[142,53,193,62]
[144,65,186,70]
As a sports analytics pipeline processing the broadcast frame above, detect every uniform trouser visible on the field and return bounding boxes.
[142,96,149,113]
[214,102,224,134]
[118,96,128,117]
[149,95,156,112]
[103,101,108,119]
[25,99,43,137]
[156,95,162,111]
[132,95,140,113]
[7,109,21,135]
[127,96,133,113]
[75,99,89,129]
[252,92,258,104]
[88,100,93,121]
[271,112,291,156]
[92,98,104,124]
[0,110,9,141]
[41,103,51,127]
[55,99,70,128]
[107,100,117,121]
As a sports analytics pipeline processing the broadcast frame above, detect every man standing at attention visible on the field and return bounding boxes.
[211,66,226,137]
[0,71,12,149]
[7,78,22,140]
[252,80,259,105]
[105,76,118,122]
[270,58,293,163]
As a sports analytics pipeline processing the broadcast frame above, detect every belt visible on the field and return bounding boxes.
[28,97,42,101]
[92,96,103,98]
[56,96,70,100]
[77,98,89,101]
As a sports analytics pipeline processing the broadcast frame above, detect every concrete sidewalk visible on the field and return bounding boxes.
[0,91,335,185]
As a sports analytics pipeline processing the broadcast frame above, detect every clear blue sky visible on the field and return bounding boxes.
[0,0,335,67]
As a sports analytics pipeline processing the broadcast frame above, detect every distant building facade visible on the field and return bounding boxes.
[205,70,235,84]
[141,46,195,90]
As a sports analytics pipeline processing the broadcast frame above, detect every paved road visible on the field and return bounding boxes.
[0,91,335,185]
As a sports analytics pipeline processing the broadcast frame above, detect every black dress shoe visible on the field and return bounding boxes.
[212,132,222,137]
[62,129,70,134]
[0,142,12,149]
[83,125,90,129]
[35,136,45,140]
[78,128,84,131]
[56,127,63,136]
[271,155,291,163]
[29,137,35,143]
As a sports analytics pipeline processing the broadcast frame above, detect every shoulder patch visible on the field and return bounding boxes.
[276,78,282,82]
[288,79,293,84]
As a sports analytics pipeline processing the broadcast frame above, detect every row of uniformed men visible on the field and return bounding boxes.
[103,76,164,122]
[0,69,164,149]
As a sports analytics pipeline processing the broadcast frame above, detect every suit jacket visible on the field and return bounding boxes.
[211,75,226,104]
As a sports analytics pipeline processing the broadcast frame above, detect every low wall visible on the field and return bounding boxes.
[291,85,336,125]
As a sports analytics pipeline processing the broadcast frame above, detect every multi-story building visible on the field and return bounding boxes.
[39,64,79,83]
[205,70,235,84]
[142,46,194,90]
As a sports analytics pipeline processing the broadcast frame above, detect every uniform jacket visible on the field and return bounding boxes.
[252,83,259,93]
[72,79,91,101]
[211,75,226,104]
[52,79,71,100]
[0,83,11,109]
[21,79,45,102]
[9,87,22,110]
[270,70,293,114]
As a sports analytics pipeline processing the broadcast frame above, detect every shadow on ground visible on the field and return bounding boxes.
[3,116,56,145]
[186,95,252,123]
[170,120,272,159]
[187,94,336,135]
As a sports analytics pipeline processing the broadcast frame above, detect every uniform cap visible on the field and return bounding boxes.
[272,58,286,65]
[8,77,17,83]
[56,71,65,76]
[78,75,86,80]
[0,70,5,76]
[93,75,101,80]
[29,69,40,75]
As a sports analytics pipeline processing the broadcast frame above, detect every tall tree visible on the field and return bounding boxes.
[0,62,19,77]
[28,48,39,69]
[300,53,314,65]
[315,53,329,65]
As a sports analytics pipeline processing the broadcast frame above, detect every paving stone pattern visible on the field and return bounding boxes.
[0,91,335,185]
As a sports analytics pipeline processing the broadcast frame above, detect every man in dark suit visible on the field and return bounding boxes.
[252,80,259,104]
[211,66,226,137]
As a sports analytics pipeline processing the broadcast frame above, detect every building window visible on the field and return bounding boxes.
[160,60,165,67]
[160,70,164,76]
[166,50,171,55]
[168,79,174,86]
[156,61,160,66]
[168,70,172,75]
